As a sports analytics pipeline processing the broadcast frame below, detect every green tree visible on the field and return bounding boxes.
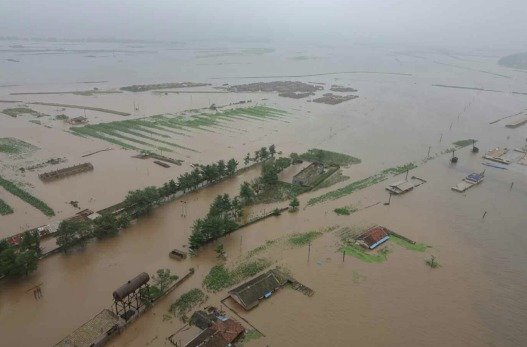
[217,160,227,178]
[261,161,278,185]
[227,158,238,176]
[20,230,41,255]
[290,152,301,164]
[0,248,38,277]
[56,219,91,251]
[244,153,251,166]
[94,213,119,239]
[289,196,300,212]
[275,157,292,171]
[259,147,269,160]
[215,244,226,260]
[269,144,276,157]
[254,150,260,162]
[239,181,255,204]
[124,186,160,216]
[152,268,178,292]
[117,212,131,229]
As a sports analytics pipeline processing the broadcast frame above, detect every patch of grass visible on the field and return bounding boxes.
[0,175,55,216]
[333,206,358,215]
[254,181,309,204]
[308,162,417,205]
[202,258,272,292]
[311,169,349,191]
[0,138,38,154]
[0,199,14,215]
[390,234,428,252]
[341,244,388,263]
[169,288,208,317]
[237,330,263,345]
[2,107,40,118]
[288,230,323,246]
[300,149,361,166]
[453,139,476,148]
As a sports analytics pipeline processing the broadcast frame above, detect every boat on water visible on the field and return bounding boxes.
[169,249,187,260]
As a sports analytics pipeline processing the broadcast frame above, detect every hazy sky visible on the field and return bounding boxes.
[1,0,526,49]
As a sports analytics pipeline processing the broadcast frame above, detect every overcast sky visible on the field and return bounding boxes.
[1,0,526,49]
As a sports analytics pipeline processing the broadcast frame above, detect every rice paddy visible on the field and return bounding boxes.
[0,137,38,154]
[0,175,55,216]
[70,106,287,153]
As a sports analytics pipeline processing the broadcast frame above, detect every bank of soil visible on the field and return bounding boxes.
[313,93,358,105]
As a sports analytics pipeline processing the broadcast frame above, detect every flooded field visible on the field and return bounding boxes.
[1,41,527,347]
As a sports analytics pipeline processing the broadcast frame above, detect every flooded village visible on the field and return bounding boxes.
[1,5,527,346]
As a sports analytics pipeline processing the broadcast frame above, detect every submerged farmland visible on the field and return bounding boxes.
[70,106,287,153]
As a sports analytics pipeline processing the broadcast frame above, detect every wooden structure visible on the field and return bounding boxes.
[39,162,93,182]
[506,115,527,128]
[169,248,187,260]
[154,160,170,168]
[452,172,484,192]
[484,148,510,164]
[386,176,426,195]
[356,226,390,250]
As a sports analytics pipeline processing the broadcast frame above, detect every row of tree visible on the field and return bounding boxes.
[56,213,131,251]
[243,144,276,165]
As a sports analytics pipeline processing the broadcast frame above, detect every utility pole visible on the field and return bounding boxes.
[427,146,431,158]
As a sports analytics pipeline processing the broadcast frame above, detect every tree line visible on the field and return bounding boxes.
[189,149,305,252]
[1,147,277,278]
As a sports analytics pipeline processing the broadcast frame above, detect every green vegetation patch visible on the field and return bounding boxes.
[0,199,14,215]
[300,149,361,166]
[202,258,272,292]
[334,206,358,216]
[71,106,285,153]
[0,138,38,154]
[308,162,417,205]
[169,288,208,317]
[390,234,428,252]
[453,139,476,148]
[255,181,309,204]
[2,107,40,118]
[341,244,389,263]
[237,330,263,345]
[0,175,54,216]
[288,230,323,246]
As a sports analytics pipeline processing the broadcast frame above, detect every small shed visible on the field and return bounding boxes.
[386,180,414,195]
[68,116,88,125]
[210,319,245,344]
[228,269,289,310]
[356,226,390,250]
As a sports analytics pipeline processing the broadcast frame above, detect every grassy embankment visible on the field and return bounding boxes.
[390,234,428,252]
[299,148,361,166]
[29,102,130,116]
[70,106,286,153]
[308,163,417,205]
[0,199,14,215]
[0,175,55,216]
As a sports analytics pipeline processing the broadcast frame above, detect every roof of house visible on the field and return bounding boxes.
[357,226,390,249]
[210,319,245,343]
[190,311,215,330]
[228,269,289,310]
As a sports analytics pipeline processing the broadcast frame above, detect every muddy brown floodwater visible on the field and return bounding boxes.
[1,43,527,346]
